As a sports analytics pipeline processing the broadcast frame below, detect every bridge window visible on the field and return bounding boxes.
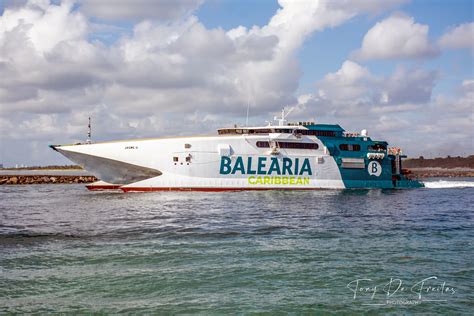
[279,142,318,150]
[218,129,234,135]
[368,144,386,151]
[300,130,337,137]
[339,144,360,151]
[257,141,318,149]
[219,128,285,135]
[254,129,272,134]
[274,128,293,133]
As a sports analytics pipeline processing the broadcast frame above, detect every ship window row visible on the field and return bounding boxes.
[218,129,272,135]
[368,144,386,151]
[218,129,337,136]
[256,141,319,150]
[299,130,337,137]
[339,144,361,151]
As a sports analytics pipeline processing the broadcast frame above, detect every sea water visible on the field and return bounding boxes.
[0,179,473,314]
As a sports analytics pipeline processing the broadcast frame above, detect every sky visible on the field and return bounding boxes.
[0,0,473,167]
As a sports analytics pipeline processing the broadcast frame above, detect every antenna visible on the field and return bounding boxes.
[274,107,294,126]
[87,116,91,144]
[246,100,250,126]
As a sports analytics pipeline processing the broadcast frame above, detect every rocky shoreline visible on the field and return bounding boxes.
[0,175,97,185]
[408,168,474,178]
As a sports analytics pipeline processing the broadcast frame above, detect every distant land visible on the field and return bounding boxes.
[404,155,474,178]
[404,155,474,169]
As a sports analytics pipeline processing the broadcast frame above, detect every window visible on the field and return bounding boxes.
[274,129,293,134]
[254,129,271,134]
[257,141,318,150]
[339,144,360,151]
[368,144,386,151]
[173,157,179,162]
[218,129,232,135]
[300,130,337,137]
[219,128,272,135]
[278,142,318,150]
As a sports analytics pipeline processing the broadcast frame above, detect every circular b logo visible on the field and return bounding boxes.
[368,161,382,177]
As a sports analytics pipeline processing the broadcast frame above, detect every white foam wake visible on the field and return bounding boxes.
[423,180,474,188]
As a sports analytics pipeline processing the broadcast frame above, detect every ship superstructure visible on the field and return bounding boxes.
[50,112,423,191]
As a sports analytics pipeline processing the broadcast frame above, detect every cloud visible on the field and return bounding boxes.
[0,0,87,54]
[313,60,436,110]
[379,65,437,105]
[78,0,204,21]
[352,13,439,60]
[438,22,474,50]
[327,0,409,15]
[0,0,416,165]
[413,79,474,156]
[317,60,376,102]
[435,79,474,113]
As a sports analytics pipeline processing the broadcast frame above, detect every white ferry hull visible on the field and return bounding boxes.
[51,120,424,190]
[52,134,345,191]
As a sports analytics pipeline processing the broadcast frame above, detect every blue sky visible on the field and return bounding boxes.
[0,0,473,166]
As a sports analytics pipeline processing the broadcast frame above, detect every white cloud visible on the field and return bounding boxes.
[380,65,437,105]
[313,60,436,111]
[327,0,409,15]
[438,22,474,50]
[352,13,438,60]
[0,0,87,54]
[317,60,375,102]
[435,79,474,113]
[78,0,204,21]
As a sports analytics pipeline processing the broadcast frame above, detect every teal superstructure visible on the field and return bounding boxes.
[305,123,423,189]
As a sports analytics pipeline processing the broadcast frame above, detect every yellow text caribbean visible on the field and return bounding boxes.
[248,176,310,185]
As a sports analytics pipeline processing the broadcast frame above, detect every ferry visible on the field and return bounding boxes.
[50,110,424,191]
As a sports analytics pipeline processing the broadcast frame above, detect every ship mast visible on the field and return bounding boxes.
[86,117,91,144]
[274,107,294,126]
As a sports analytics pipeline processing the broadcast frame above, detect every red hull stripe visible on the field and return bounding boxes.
[121,187,322,192]
[86,185,122,191]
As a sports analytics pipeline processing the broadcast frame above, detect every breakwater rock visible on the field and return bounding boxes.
[408,168,474,178]
[0,175,97,185]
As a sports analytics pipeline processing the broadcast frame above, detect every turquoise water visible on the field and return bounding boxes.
[1,181,473,314]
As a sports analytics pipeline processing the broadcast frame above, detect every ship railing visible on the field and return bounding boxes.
[343,132,360,137]
[388,147,402,156]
